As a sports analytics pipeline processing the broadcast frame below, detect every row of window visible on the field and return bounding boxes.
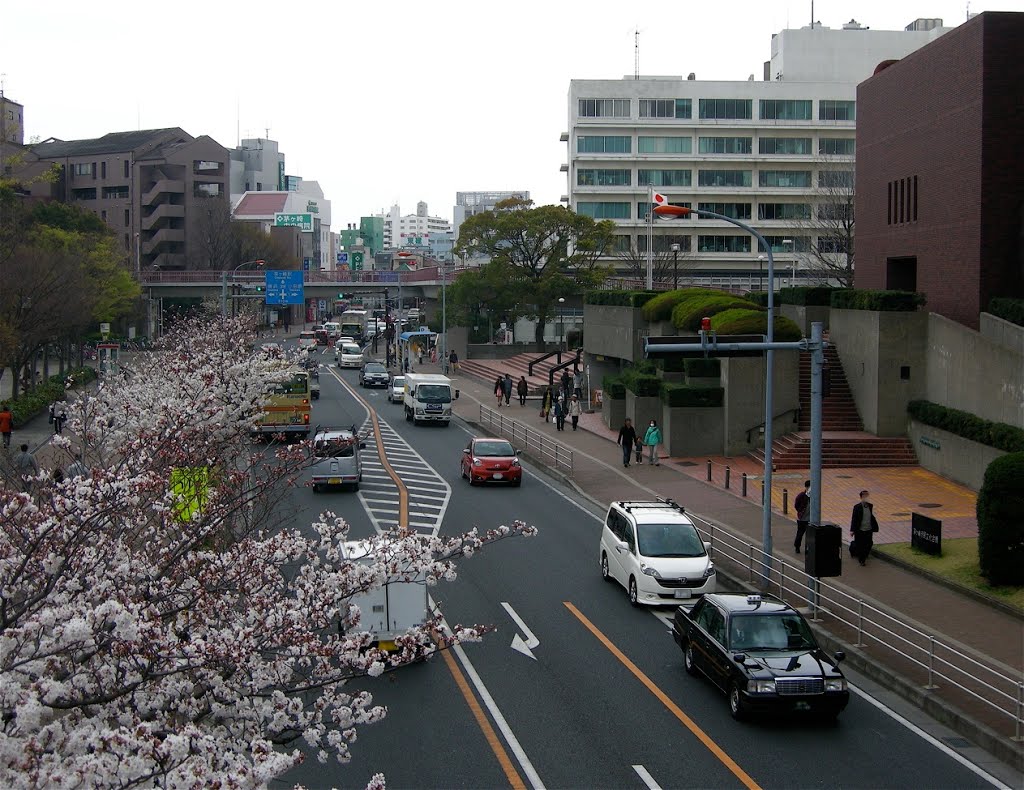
[609,234,835,254]
[581,98,856,121]
[579,198,848,222]
[73,160,132,179]
[577,167,853,189]
[888,176,918,225]
[579,135,855,156]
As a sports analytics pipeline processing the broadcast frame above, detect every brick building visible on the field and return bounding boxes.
[855,11,1024,329]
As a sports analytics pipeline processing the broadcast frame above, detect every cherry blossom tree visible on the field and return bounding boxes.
[0,315,535,787]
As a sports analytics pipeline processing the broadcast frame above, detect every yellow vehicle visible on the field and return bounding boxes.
[255,370,312,437]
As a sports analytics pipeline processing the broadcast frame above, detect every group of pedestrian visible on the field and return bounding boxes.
[793,480,879,566]
[493,373,532,408]
[615,418,663,468]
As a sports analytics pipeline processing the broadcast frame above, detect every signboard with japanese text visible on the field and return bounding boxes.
[265,270,305,305]
[352,251,365,270]
[274,212,314,232]
[911,512,942,556]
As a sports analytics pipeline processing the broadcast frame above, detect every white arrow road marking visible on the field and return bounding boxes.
[501,602,540,660]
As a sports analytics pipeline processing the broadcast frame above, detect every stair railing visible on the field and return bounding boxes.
[527,349,562,377]
[745,407,801,444]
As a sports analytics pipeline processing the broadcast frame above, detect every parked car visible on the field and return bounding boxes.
[337,344,364,369]
[461,437,522,486]
[298,331,317,350]
[599,498,716,606]
[310,429,365,492]
[388,375,406,403]
[359,361,390,388]
[671,593,849,721]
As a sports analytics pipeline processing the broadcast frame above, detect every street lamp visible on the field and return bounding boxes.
[670,242,681,290]
[758,254,765,292]
[558,297,566,350]
[782,238,794,287]
[221,259,265,318]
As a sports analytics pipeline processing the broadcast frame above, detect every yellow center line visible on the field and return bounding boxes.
[563,601,762,790]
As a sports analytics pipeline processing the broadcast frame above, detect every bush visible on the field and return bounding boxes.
[830,289,926,312]
[747,291,769,306]
[710,309,803,341]
[907,400,1024,453]
[6,367,96,428]
[660,383,724,408]
[685,358,721,379]
[660,356,686,373]
[585,290,660,308]
[602,374,626,399]
[624,374,661,397]
[640,288,727,322]
[777,287,836,306]
[671,294,762,330]
[976,453,1024,585]
[987,297,1024,327]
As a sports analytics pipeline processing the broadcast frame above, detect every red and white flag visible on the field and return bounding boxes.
[651,191,667,206]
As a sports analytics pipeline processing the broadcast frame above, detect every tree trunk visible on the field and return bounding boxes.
[534,318,547,352]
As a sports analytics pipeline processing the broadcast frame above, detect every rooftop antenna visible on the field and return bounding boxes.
[264,126,271,140]
[0,72,5,97]
[236,96,240,147]
[966,1,970,20]
[634,27,640,80]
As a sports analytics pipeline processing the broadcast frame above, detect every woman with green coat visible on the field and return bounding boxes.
[643,419,663,466]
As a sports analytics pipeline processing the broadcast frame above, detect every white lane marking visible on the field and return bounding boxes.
[501,602,540,660]
[848,685,1010,789]
[632,765,662,790]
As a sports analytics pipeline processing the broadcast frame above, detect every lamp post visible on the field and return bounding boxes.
[758,254,765,292]
[558,296,566,350]
[670,242,681,290]
[782,238,794,287]
[655,203,778,579]
[221,259,265,318]
[441,261,448,373]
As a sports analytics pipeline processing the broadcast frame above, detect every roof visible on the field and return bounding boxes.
[706,593,795,614]
[613,500,692,523]
[233,192,289,217]
[31,128,189,158]
[399,331,436,341]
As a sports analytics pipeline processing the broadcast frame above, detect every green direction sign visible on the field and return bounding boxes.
[352,251,365,271]
[274,212,314,232]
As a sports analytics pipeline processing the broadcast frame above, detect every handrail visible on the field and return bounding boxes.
[745,407,801,443]
[477,404,573,476]
[547,350,583,392]
[527,349,562,377]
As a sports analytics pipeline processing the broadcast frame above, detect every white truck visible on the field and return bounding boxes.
[403,373,457,426]
[343,539,429,652]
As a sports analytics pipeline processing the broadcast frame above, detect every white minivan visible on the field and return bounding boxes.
[599,499,716,606]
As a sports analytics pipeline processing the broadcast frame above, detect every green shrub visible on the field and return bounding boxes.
[585,290,660,308]
[640,288,727,322]
[976,453,1024,585]
[660,356,686,373]
[671,294,762,330]
[907,400,1024,453]
[602,374,626,399]
[987,297,1024,327]
[777,287,835,306]
[747,292,769,306]
[684,358,721,378]
[710,309,803,341]
[660,383,724,408]
[6,367,96,428]
[830,289,926,312]
[624,374,661,397]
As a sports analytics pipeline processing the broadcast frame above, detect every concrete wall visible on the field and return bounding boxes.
[447,326,469,362]
[583,304,646,363]
[908,419,1007,491]
[926,313,1024,428]
[662,405,724,457]
[979,312,1024,357]
[721,355,800,455]
[467,342,559,360]
[626,392,661,434]
[602,394,626,429]
[779,304,830,336]
[829,309,928,436]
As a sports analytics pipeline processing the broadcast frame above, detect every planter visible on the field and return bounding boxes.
[626,391,661,432]
[908,419,1006,491]
[602,396,626,429]
[686,376,720,388]
[661,405,724,456]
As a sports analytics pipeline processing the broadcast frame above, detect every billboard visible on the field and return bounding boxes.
[274,213,314,232]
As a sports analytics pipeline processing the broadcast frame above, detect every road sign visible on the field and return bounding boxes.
[318,299,326,310]
[274,213,314,232]
[337,252,349,265]
[352,251,365,271]
[302,258,310,272]
[265,270,305,305]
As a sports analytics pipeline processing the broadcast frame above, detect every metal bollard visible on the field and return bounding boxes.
[741,472,747,497]
[855,600,866,647]
[706,460,712,481]
[782,488,789,515]
[724,466,731,489]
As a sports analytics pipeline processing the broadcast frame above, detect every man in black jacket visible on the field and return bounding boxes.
[617,419,637,468]
[850,489,880,566]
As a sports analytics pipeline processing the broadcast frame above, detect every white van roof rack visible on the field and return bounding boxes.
[616,498,685,514]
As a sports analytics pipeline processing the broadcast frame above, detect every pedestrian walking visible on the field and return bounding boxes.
[449,349,459,372]
[643,419,663,465]
[634,434,644,465]
[540,387,553,421]
[501,373,513,406]
[793,480,811,553]
[493,375,505,407]
[554,396,566,431]
[850,489,880,566]
[53,402,68,435]
[560,370,571,402]
[517,376,528,406]
[567,394,582,430]
[13,444,40,489]
[617,418,637,468]
[0,402,13,450]
[572,369,583,399]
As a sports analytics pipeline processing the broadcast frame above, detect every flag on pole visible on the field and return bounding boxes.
[652,192,667,206]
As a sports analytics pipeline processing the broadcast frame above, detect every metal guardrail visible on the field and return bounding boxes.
[140,265,478,287]
[477,404,573,476]
[686,513,1024,742]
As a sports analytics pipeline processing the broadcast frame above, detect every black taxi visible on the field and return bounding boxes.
[671,593,849,721]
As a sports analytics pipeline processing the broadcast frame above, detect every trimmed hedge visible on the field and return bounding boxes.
[988,297,1024,328]
[640,288,727,322]
[830,289,926,312]
[6,367,97,428]
[660,356,686,373]
[685,358,721,378]
[777,287,835,306]
[625,374,661,397]
[747,291,769,306]
[710,309,803,341]
[977,453,1024,585]
[585,290,660,308]
[660,383,724,408]
[907,400,1024,453]
[602,374,626,399]
[671,294,763,330]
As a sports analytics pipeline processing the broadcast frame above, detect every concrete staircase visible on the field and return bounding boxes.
[798,343,863,431]
[459,351,582,395]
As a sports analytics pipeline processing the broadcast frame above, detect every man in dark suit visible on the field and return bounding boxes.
[850,489,880,566]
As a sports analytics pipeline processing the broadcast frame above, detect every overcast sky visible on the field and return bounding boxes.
[4,1,1015,225]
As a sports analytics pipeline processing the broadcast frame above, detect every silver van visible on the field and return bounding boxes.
[310,429,365,492]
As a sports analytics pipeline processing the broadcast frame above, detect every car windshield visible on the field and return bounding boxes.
[299,332,315,340]
[364,364,386,374]
[729,613,816,652]
[342,345,361,355]
[474,441,515,457]
[314,437,356,458]
[636,522,705,558]
[392,377,405,388]
[417,384,451,404]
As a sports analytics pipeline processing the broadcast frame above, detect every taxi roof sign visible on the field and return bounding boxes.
[746,594,762,605]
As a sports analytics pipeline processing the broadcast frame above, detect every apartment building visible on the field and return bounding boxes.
[232,188,332,271]
[1,95,24,146]
[29,128,230,270]
[452,190,530,239]
[380,201,451,250]
[229,137,285,194]
[564,18,952,285]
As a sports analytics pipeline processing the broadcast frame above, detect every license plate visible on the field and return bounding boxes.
[426,406,442,412]
[493,473,503,480]
[328,478,341,484]
[290,416,301,424]
[674,589,692,599]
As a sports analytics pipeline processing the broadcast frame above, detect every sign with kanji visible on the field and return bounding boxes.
[265,270,305,305]
[352,251,365,271]
[274,212,314,232]
[337,252,349,265]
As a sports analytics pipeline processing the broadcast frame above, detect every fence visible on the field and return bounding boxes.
[686,512,1024,744]
[477,404,573,476]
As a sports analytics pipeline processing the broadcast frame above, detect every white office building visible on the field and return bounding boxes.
[380,201,451,250]
[564,18,952,285]
[452,190,530,239]
[229,137,285,196]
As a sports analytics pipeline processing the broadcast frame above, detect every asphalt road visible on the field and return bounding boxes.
[275,346,1008,790]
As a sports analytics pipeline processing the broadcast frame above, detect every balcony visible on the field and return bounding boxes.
[141,179,185,206]
[141,203,185,230]
[142,227,185,254]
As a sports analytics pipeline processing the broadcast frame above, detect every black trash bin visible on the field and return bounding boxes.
[805,523,842,578]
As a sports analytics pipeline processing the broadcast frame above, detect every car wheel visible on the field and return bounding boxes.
[600,553,612,582]
[684,644,698,676]
[405,409,412,422]
[512,477,521,487]
[628,577,639,607]
[729,683,748,721]
[352,482,359,492]
[313,484,320,494]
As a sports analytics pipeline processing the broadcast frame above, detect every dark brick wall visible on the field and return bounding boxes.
[856,12,1024,329]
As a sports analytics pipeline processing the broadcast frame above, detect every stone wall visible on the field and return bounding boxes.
[662,405,724,457]
[583,304,646,363]
[721,355,800,455]
[602,395,626,430]
[979,312,1024,356]
[908,419,1006,491]
[779,304,831,337]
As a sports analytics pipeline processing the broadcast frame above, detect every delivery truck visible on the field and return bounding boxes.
[402,373,457,426]
[343,539,429,651]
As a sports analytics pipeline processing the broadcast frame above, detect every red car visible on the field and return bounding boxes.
[461,438,522,487]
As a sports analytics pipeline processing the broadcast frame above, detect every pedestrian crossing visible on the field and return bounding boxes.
[358,418,450,536]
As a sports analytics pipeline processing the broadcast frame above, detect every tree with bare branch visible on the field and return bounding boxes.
[796,159,855,287]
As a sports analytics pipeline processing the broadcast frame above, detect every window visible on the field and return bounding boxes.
[698,98,752,120]
[758,203,811,220]
[759,170,811,188]
[123,160,130,178]
[578,98,630,118]
[577,169,631,186]
[194,182,222,198]
[576,202,630,219]
[759,137,811,155]
[698,136,752,154]
[100,161,107,179]
[638,136,692,154]
[637,98,691,119]
[193,160,221,173]
[818,237,849,254]
[638,234,692,253]
[887,176,917,225]
[102,186,130,200]
[764,235,811,252]
[638,169,691,187]
[577,135,631,154]
[759,99,812,120]
[819,137,855,156]
[698,235,751,253]
[697,202,752,220]
[637,202,690,221]
[819,100,856,121]
[124,209,130,226]
[611,235,632,253]
[698,169,751,187]
[73,163,94,177]
[101,210,107,221]
[818,170,854,189]
[71,188,96,200]
[817,203,853,221]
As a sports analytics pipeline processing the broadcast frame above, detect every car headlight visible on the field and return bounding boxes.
[472,458,482,467]
[703,563,716,578]
[748,679,776,694]
[443,408,451,415]
[825,678,848,692]
[640,565,661,578]
[415,408,424,414]
[511,458,520,467]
